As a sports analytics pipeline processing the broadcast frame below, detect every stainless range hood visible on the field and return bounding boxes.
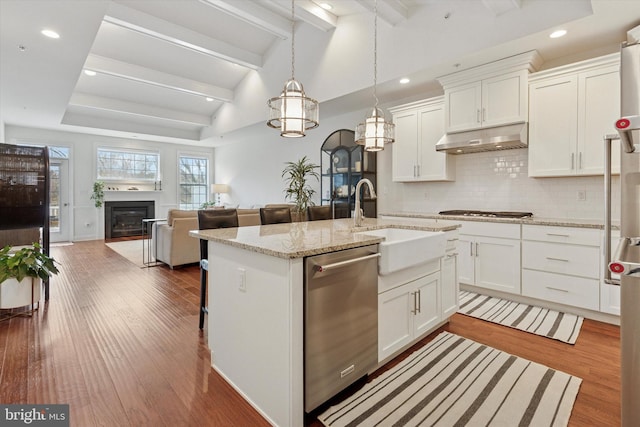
[435,122,528,154]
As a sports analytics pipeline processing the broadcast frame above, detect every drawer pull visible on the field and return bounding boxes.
[546,286,569,293]
[446,252,459,258]
[447,238,459,242]
[546,233,570,237]
[546,257,569,262]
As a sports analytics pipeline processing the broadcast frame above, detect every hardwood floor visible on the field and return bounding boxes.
[0,240,620,426]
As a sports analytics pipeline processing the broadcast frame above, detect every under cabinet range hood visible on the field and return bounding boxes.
[435,122,528,154]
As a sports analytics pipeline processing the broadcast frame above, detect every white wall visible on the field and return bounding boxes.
[213,109,366,208]
[215,107,619,222]
[377,147,620,221]
[5,125,213,241]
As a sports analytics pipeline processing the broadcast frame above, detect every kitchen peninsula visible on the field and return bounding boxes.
[190,217,459,427]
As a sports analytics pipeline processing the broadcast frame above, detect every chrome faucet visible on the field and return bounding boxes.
[354,178,377,227]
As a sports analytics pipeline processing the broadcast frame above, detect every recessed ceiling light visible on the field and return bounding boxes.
[549,29,567,39]
[84,70,96,76]
[399,78,410,84]
[41,29,60,39]
[205,97,214,102]
[319,2,332,10]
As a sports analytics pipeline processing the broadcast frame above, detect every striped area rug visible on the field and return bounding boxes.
[318,332,581,427]
[458,291,583,344]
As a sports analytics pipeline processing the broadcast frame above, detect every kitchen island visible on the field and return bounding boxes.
[190,218,458,427]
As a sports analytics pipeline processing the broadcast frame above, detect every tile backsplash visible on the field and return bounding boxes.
[380,148,620,221]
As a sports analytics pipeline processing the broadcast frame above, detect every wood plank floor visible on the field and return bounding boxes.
[0,240,620,426]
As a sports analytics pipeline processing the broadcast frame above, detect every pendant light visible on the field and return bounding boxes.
[267,0,319,138]
[355,0,395,151]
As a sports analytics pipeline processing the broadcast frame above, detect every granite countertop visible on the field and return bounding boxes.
[380,212,619,230]
[189,217,459,259]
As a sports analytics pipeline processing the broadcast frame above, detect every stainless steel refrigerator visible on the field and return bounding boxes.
[605,39,640,427]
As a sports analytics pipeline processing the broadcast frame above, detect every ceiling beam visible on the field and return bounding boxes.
[481,0,522,16]
[354,0,409,26]
[84,54,234,103]
[105,2,262,70]
[266,0,338,32]
[199,0,293,39]
[68,93,212,126]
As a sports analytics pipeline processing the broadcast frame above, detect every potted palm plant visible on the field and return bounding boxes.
[282,156,320,221]
[0,243,59,309]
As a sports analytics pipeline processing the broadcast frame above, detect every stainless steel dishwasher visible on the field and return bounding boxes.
[304,245,379,412]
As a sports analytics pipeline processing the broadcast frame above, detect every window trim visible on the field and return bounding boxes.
[178,152,211,210]
[96,147,160,183]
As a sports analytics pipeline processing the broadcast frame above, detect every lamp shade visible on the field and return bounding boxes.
[211,184,229,194]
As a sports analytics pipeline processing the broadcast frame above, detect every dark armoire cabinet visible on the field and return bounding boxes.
[320,129,376,219]
[0,143,50,299]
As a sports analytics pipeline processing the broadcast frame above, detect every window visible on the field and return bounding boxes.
[179,155,209,210]
[97,148,159,181]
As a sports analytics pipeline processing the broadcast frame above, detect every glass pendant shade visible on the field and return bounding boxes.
[355,107,395,152]
[267,78,319,138]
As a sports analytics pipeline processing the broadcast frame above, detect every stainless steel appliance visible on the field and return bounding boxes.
[604,40,640,427]
[304,245,379,412]
[435,122,528,154]
[438,210,533,219]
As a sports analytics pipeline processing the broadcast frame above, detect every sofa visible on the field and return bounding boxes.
[152,208,262,268]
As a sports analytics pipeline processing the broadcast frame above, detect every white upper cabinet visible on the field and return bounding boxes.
[390,97,455,182]
[528,54,620,177]
[438,51,541,134]
[444,70,528,132]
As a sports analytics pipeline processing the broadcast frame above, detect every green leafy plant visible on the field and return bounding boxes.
[91,181,105,208]
[0,243,60,283]
[282,156,320,215]
[200,201,217,209]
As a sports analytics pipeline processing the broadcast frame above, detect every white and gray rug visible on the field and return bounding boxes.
[318,332,581,427]
[458,291,583,344]
[105,240,150,268]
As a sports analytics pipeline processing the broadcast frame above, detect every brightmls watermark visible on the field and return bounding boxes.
[0,405,69,426]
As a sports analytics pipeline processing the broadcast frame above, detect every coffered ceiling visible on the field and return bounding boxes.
[1,0,639,146]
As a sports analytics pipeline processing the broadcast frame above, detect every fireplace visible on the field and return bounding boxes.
[105,201,155,239]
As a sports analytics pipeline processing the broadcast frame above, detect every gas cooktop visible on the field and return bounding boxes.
[438,210,533,219]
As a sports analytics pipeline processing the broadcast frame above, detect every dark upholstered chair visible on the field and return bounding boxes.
[197,209,239,330]
[307,205,332,221]
[259,207,292,225]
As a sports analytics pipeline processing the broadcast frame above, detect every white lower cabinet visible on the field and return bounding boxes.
[441,231,459,318]
[522,225,601,311]
[601,230,621,315]
[458,221,521,295]
[378,271,440,362]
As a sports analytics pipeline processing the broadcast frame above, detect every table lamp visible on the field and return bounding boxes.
[211,184,229,206]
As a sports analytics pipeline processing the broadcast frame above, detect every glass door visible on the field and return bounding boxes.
[49,159,70,242]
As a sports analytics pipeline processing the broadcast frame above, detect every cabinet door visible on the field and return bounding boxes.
[577,66,621,175]
[441,253,458,318]
[417,105,453,181]
[392,110,419,182]
[413,273,441,337]
[457,236,475,285]
[445,82,481,133]
[528,75,578,177]
[378,284,413,362]
[482,70,528,128]
[474,236,521,294]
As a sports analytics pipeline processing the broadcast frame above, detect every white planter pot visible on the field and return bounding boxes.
[0,277,42,309]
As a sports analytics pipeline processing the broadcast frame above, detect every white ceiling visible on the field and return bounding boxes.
[1,0,639,146]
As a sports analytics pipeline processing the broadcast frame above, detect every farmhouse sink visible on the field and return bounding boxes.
[354,228,447,275]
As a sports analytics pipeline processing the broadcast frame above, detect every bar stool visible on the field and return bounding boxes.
[259,207,292,224]
[307,205,332,221]
[197,208,238,330]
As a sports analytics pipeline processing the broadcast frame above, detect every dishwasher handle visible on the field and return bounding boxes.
[314,253,381,272]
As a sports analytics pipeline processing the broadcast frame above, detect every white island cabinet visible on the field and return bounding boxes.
[190,218,459,427]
